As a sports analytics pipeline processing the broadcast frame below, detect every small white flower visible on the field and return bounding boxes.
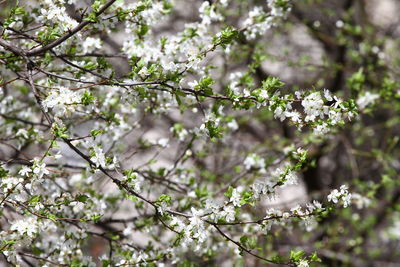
[187,208,207,243]
[230,188,241,207]
[16,129,29,139]
[286,111,302,123]
[227,119,239,131]
[188,80,198,89]
[244,153,265,172]
[351,193,371,209]
[284,170,298,186]
[32,160,49,179]
[42,87,82,117]
[274,106,286,121]
[328,185,352,208]
[356,92,379,109]
[302,92,326,122]
[188,208,204,229]
[298,259,309,267]
[222,205,235,222]
[1,177,23,193]
[336,20,344,28]
[327,189,340,203]
[157,138,169,148]
[266,208,282,217]
[82,37,102,54]
[314,123,329,135]
[313,200,322,209]
[123,225,135,237]
[324,89,333,101]
[90,146,106,167]
[19,166,32,177]
[138,66,149,77]
[170,216,185,232]
[10,217,39,238]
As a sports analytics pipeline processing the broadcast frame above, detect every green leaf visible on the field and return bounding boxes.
[290,249,305,262]
[91,0,102,13]
[347,68,365,91]
[28,195,41,203]
[91,214,102,222]
[81,91,96,106]
[240,191,255,206]
[31,246,43,256]
[47,213,58,222]
[90,129,103,137]
[137,24,150,37]
[0,167,9,178]
[262,77,285,91]
[240,235,248,246]
[102,260,111,267]
[271,255,285,264]
[224,186,234,198]
[213,26,239,48]
[198,76,214,88]
[52,124,69,139]
[195,186,208,198]
[310,252,322,262]
[157,194,172,205]
[205,120,221,139]
[76,194,89,203]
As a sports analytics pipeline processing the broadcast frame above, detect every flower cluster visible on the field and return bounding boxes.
[39,1,78,30]
[42,87,84,117]
[243,0,292,40]
[327,185,352,208]
[244,153,266,172]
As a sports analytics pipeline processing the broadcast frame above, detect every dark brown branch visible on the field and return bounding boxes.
[212,224,292,266]
[0,38,27,56]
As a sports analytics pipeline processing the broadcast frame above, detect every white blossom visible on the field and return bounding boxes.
[221,205,236,222]
[230,188,242,207]
[19,166,32,177]
[90,146,106,167]
[10,217,39,238]
[82,37,102,54]
[32,159,49,179]
[301,92,327,122]
[328,185,352,208]
[298,259,309,267]
[227,119,239,131]
[356,92,379,109]
[42,87,82,117]
[244,153,266,173]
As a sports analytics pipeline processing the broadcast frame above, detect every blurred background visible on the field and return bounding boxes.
[1,0,400,266]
